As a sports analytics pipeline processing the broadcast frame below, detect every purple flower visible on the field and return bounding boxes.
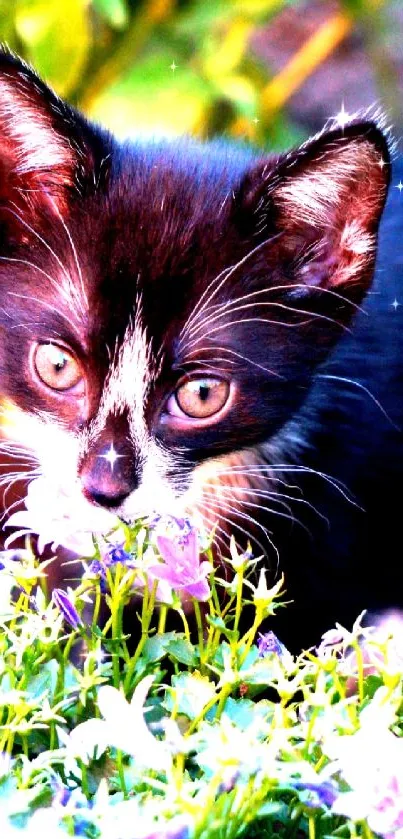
[52,588,82,630]
[257,631,285,658]
[148,518,212,602]
[87,543,130,593]
[294,781,338,809]
[106,543,130,565]
[88,559,107,593]
[143,823,190,839]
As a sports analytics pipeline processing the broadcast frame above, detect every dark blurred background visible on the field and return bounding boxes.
[2,0,402,149]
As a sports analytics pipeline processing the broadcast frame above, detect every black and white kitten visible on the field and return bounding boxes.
[0,51,399,649]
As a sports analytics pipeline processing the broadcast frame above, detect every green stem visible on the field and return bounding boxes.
[186,682,233,735]
[233,567,245,635]
[92,580,102,632]
[158,605,167,634]
[123,582,157,692]
[176,607,191,642]
[116,750,128,798]
[79,760,90,800]
[193,600,205,670]
[111,577,122,689]
[238,606,264,666]
[352,640,365,704]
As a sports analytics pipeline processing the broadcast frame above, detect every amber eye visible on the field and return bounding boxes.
[175,378,230,419]
[33,343,82,391]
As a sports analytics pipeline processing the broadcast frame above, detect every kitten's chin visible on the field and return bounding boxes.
[4,476,119,557]
[119,483,185,524]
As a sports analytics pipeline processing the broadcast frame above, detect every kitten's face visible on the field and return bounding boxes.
[0,54,390,557]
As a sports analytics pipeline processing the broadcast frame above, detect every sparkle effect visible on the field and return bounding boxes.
[392,299,400,311]
[170,61,177,72]
[333,101,351,131]
[395,181,403,194]
[98,443,124,471]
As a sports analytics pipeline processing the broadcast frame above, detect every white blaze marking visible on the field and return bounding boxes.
[88,306,156,451]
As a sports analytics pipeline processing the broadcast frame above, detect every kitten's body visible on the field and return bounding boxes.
[0,52,400,650]
[273,174,403,648]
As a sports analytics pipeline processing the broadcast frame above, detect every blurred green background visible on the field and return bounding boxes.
[0,0,402,150]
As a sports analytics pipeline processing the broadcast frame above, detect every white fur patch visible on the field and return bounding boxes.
[276,142,374,229]
[121,440,183,520]
[2,402,80,487]
[87,307,156,452]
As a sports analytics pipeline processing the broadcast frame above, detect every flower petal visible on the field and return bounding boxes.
[184,577,211,601]
[68,718,110,760]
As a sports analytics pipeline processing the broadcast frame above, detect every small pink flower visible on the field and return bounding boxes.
[148,518,212,602]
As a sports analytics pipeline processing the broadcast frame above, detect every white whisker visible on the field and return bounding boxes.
[0,256,83,327]
[317,373,400,431]
[182,317,314,353]
[184,344,283,379]
[183,283,360,344]
[181,302,348,355]
[49,197,88,314]
[200,491,279,567]
[179,235,279,341]
[3,205,86,322]
[208,463,359,507]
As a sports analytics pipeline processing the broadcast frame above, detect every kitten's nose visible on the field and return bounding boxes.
[80,439,138,510]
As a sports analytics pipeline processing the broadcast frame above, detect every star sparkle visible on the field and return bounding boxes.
[170,61,177,72]
[392,299,400,311]
[98,443,124,471]
[333,101,351,131]
[395,181,403,194]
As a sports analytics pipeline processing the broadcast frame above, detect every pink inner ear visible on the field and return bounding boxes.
[272,137,388,291]
[0,77,76,210]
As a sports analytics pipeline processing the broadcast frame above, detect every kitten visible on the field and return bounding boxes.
[0,52,398,650]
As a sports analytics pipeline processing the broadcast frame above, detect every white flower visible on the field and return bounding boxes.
[325,688,403,837]
[67,676,182,771]
[4,477,118,556]
[192,713,284,783]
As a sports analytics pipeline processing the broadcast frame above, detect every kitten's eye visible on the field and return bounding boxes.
[33,343,82,391]
[173,378,230,419]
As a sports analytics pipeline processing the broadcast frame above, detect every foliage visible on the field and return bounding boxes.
[0,0,398,149]
[0,515,402,838]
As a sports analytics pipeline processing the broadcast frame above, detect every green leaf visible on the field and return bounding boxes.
[26,659,58,700]
[166,638,198,666]
[142,632,177,663]
[93,0,129,29]
[15,0,90,96]
[88,49,212,137]
[223,695,272,728]
[164,672,216,719]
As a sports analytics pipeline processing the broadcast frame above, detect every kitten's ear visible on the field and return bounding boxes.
[237,120,390,312]
[0,51,109,223]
